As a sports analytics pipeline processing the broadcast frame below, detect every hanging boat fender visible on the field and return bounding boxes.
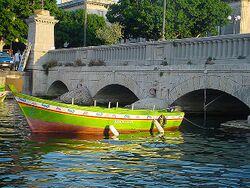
[153,120,164,134]
[157,115,166,127]
[150,115,166,134]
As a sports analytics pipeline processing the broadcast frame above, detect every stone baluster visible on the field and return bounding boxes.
[181,43,185,58]
[177,43,181,58]
[212,40,217,57]
[221,40,227,58]
[207,41,212,58]
[111,48,114,60]
[116,48,118,61]
[198,42,203,57]
[107,48,109,60]
[136,46,139,60]
[184,43,188,59]
[243,38,248,57]
[227,39,232,58]
[189,42,193,59]
[203,41,208,58]
[105,49,107,60]
[218,40,223,58]
[238,38,243,56]
[193,42,197,57]
[233,39,238,58]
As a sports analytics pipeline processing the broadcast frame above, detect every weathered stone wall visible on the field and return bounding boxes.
[31,62,250,109]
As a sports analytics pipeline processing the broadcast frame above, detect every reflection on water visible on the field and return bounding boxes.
[0,100,250,187]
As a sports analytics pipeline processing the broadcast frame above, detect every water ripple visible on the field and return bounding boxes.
[0,100,250,187]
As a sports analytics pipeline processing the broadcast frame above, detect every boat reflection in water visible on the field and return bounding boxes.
[28,131,184,160]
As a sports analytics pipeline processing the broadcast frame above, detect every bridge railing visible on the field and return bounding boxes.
[47,33,250,66]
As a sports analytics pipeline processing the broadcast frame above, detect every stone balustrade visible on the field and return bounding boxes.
[47,33,250,66]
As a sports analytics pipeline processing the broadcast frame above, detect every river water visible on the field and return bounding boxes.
[0,100,250,187]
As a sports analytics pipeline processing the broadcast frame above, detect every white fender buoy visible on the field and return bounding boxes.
[109,125,119,136]
[153,120,164,133]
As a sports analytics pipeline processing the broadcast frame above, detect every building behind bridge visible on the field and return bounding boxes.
[58,0,115,18]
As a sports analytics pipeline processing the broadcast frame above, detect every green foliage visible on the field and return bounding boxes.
[55,9,106,48]
[88,60,106,67]
[42,59,58,75]
[0,0,57,49]
[107,0,232,40]
[74,59,86,66]
[107,0,163,40]
[96,23,123,45]
[160,58,168,66]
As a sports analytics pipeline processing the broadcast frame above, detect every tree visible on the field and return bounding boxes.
[107,0,163,40]
[55,9,106,48]
[0,0,58,51]
[96,23,123,45]
[107,0,232,40]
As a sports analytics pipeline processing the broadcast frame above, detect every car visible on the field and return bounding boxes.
[0,52,14,70]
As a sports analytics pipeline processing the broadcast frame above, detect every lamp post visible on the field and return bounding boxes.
[41,0,44,9]
[227,15,241,34]
[83,0,87,47]
[161,0,166,40]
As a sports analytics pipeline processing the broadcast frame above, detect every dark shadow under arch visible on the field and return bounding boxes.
[94,84,139,107]
[172,89,250,116]
[47,81,69,98]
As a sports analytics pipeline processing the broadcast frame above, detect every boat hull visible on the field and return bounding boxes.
[15,94,185,135]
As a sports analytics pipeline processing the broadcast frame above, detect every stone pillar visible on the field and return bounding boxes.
[240,0,250,34]
[26,9,58,69]
[26,9,58,96]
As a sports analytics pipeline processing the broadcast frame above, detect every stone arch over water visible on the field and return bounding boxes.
[166,75,250,115]
[93,84,139,107]
[94,72,143,99]
[47,80,69,97]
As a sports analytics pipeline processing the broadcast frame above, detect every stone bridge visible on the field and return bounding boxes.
[30,34,250,115]
[26,10,250,115]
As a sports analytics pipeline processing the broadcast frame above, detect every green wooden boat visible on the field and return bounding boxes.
[10,85,185,135]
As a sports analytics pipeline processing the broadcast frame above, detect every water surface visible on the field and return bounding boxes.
[0,100,249,187]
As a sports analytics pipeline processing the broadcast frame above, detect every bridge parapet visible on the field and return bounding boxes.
[47,33,250,66]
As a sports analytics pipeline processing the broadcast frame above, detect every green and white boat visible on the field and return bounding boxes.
[10,85,185,135]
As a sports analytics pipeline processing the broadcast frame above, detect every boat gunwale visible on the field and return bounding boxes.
[14,92,184,117]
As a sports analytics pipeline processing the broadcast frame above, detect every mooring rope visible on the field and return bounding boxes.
[183,116,209,130]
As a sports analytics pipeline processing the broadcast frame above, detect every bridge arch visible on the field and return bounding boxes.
[166,75,250,115]
[94,72,144,99]
[94,84,139,106]
[47,80,69,97]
